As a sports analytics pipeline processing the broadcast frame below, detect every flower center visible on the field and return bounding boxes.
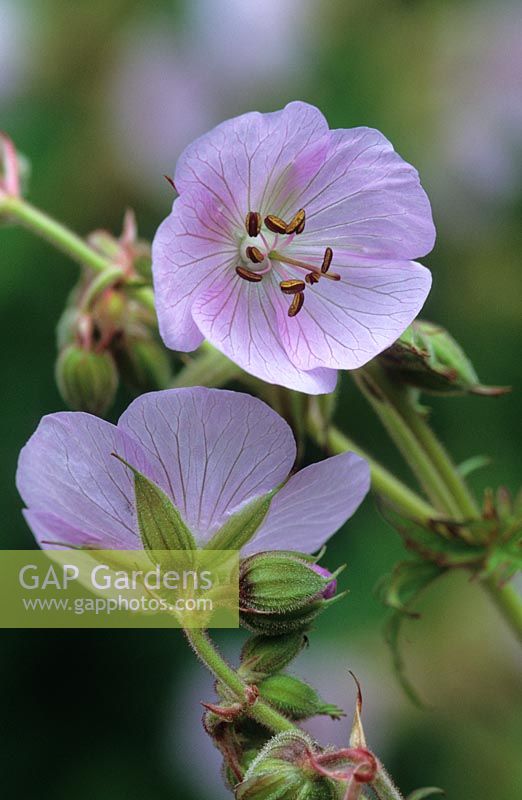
[236,210,339,317]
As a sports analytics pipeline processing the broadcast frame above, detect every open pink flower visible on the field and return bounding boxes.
[16,387,370,553]
[153,102,435,393]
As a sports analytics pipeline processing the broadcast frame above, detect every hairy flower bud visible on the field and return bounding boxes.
[257,674,344,720]
[236,731,338,800]
[55,345,118,416]
[379,320,509,396]
[239,552,342,635]
[114,336,171,393]
[239,633,307,680]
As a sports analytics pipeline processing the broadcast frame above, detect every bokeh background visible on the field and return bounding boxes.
[1,1,521,798]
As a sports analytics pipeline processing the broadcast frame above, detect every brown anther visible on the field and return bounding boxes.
[246,245,265,264]
[286,208,305,235]
[236,266,263,283]
[321,247,333,273]
[264,214,288,235]
[305,272,319,285]
[280,279,306,294]
[288,291,305,317]
[245,211,261,237]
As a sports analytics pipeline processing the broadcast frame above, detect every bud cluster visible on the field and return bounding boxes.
[55,212,172,415]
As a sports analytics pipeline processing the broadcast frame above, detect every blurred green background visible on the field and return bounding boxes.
[1,1,521,798]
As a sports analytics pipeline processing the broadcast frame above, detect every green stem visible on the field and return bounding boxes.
[352,364,461,516]
[397,395,480,519]
[482,577,522,645]
[308,409,438,523]
[1,195,110,273]
[184,628,296,733]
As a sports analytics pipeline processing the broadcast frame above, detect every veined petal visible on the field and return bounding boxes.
[117,387,296,543]
[16,413,157,549]
[278,258,432,371]
[174,101,328,222]
[281,127,435,260]
[152,191,238,352]
[191,269,338,394]
[242,452,371,556]
[22,509,104,550]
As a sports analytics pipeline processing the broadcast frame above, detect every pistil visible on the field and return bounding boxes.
[270,250,340,281]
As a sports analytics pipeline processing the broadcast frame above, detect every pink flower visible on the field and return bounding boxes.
[153,102,435,393]
[16,387,370,553]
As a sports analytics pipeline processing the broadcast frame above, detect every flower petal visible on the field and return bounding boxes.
[174,101,328,223]
[282,127,435,260]
[152,190,238,351]
[191,268,338,393]
[277,258,432,371]
[16,413,157,549]
[22,509,104,550]
[242,452,371,555]
[117,387,297,543]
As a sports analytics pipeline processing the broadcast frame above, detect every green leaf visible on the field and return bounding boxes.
[112,453,196,551]
[406,788,445,800]
[378,560,444,706]
[204,489,277,551]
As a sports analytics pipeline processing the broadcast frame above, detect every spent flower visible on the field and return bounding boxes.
[153,101,435,393]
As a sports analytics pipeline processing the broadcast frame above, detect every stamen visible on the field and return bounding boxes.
[246,245,265,264]
[305,272,319,285]
[245,211,261,237]
[264,214,288,235]
[286,209,305,235]
[288,291,305,317]
[236,266,263,283]
[321,247,333,273]
[271,251,341,281]
[280,279,305,294]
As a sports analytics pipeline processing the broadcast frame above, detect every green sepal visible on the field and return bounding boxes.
[257,673,345,720]
[239,552,332,613]
[239,633,307,680]
[205,489,277,551]
[379,319,509,397]
[377,559,444,706]
[111,453,196,552]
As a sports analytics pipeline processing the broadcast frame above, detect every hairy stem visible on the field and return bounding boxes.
[372,765,406,800]
[482,577,522,645]
[184,628,296,733]
[1,195,110,273]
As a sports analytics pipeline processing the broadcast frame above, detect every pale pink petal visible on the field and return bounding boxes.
[174,101,328,223]
[118,387,297,543]
[191,269,338,394]
[242,452,371,555]
[281,128,435,260]
[22,509,105,550]
[277,258,432,371]
[16,413,158,549]
[152,191,238,351]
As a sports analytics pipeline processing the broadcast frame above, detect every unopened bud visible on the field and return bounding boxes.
[55,345,118,416]
[236,731,337,800]
[115,336,171,392]
[379,320,509,396]
[239,552,342,635]
[239,633,307,680]
[258,674,344,720]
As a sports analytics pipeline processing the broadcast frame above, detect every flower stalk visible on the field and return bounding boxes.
[0,195,111,273]
[184,628,297,733]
